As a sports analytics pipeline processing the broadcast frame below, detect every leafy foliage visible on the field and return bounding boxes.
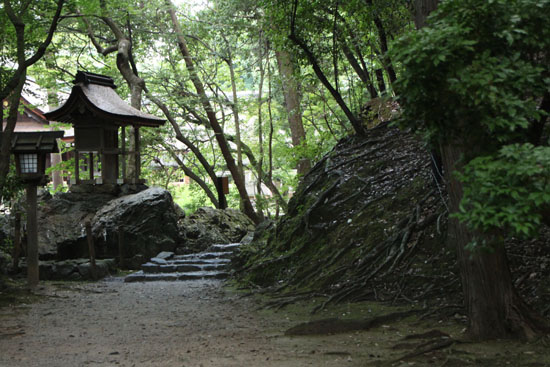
[456,144,550,237]
[393,0,550,242]
[0,163,22,202]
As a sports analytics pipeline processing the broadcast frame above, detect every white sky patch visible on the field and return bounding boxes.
[173,0,209,14]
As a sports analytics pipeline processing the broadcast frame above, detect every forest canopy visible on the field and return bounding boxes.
[1,0,549,341]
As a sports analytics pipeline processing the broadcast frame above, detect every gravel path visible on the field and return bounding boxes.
[0,279,370,367]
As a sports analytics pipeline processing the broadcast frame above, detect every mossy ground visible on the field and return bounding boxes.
[250,291,550,367]
[0,277,42,309]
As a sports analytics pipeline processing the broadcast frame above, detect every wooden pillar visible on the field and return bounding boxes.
[75,150,80,184]
[89,152,94,180]
[121,126,126,181]
[26,184,39,288]
[101,129,118,183]
[134,126,140,182]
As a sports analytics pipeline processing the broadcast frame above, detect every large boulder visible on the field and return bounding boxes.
[37,191,116,259]
[92,187,180,259]
[178,207,255,253]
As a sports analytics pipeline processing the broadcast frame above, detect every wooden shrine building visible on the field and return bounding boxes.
[44,71,165,186]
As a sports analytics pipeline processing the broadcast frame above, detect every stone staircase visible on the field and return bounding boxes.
[124,243,240,282]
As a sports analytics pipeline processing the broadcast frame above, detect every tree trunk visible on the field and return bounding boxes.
[275,49,311,176]
[257,47,266,219]
[163,143,220,208]
[148,93,226,209]
[288,31,365,136]
[226,56,245,186]
[414,0,439,28]
[340,42,378,99]
[236,140,288,213]
[363,0,397,87]
[0,76,25,185]
[441,143,549,339]
[418,0,548,340]
[166,0,260,224]
[83,13,144,179]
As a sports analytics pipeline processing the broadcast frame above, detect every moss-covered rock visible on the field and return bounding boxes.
[234,125,453,306]
[177,207,255,254]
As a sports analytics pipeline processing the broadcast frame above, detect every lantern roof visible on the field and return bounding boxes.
[3,131,65,154]
[44,71,165,127]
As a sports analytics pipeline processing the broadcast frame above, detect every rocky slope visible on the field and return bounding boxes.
[234,124,550,318]
[234,124,456,308]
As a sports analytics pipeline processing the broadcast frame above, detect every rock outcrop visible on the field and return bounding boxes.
[37,191,116,259]
[1,184,258,279]
[18,186,183,264]
[18,258,117,280]
[234,124,454,306]
[177,207,255,254]
[92,187,180,259]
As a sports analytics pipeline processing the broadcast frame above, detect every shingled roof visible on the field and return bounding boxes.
[44,71,165,127]
[1,131,65,154]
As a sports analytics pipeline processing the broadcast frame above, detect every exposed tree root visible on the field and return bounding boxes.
[394,338,455,362]
[284,310,420,336]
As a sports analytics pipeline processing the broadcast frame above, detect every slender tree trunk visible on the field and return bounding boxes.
[288,4,365,136]
[363,0,397,87]
[226,57,244,185]
[340,42,377,99]
[226,56,246,212]
[275,49,311,176]
[257,47,266,219]
[47,88,63,190]
[374,68,386,94]
[163,143,219,208]
[441,143,548,339]
[234,140,289,213]
[267,61,275,184]
[83,12,144,179]
[148,93,226,208]
[166,0,259,223]
[0,76,25,185]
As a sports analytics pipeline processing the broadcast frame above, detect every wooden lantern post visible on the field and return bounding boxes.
[6,131,64,288]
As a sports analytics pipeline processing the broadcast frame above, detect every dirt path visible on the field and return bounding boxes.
[0,279,373,367]
[2,278,550,367]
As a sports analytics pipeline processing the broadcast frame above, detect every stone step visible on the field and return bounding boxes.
[171,258,231,265]
[209,243,241,251]
[201,263,227,271]
[124,270,229,283]
[174,251,233,260]
[141,262,227,273]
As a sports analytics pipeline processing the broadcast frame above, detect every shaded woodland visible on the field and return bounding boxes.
[1,0,549,342]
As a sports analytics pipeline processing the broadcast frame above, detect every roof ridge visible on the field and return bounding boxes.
[73,71,117,89]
